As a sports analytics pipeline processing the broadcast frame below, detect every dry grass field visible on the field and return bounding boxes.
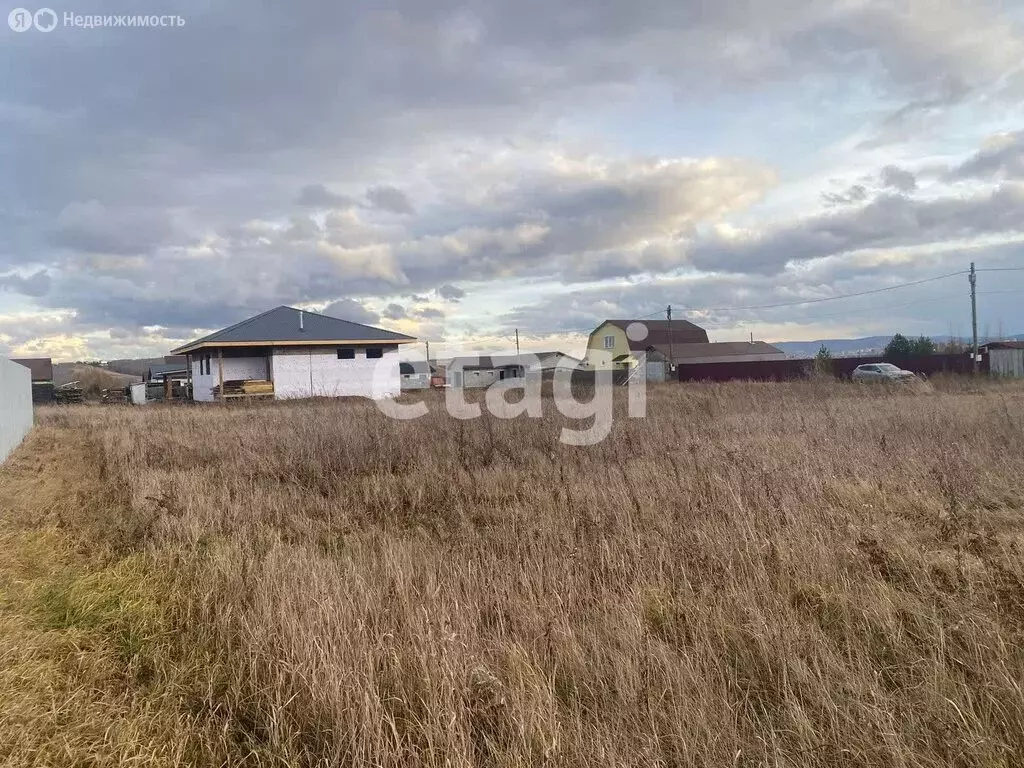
[2,378,1024,767]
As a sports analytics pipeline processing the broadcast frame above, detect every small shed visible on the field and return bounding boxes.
[444,356,527,388]
[982,342,1024,377]
[399,360,435,390]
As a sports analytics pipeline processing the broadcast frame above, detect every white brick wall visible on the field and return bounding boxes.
[272,346,400,400]
[191,354,269,402]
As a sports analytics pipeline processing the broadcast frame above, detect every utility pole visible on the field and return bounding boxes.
[666,305,674,371]
[425,340,430,363]
[970,262,978,373]
[515,328,520,356]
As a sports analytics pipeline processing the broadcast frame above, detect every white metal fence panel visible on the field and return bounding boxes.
[0,358,33,462]
[990,349,1024,377]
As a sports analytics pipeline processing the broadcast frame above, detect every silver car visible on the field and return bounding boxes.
[852,362,916,382]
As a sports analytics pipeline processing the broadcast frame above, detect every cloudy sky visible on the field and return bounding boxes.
[2,0,1024,361]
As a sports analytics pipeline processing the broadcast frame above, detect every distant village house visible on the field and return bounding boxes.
[584,319,784,371]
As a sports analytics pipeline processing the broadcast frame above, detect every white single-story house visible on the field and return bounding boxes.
[170,305,416,401]
[443,355,526,389]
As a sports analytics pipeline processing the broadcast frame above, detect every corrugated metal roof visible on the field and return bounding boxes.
[11,357,53,381]
[600,319,709,349]
[982,341,1024,350]
[171,306,415,354]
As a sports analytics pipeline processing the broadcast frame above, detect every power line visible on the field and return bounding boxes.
[545,268,996,338]
[676,270,966,314]
[784,291,966,322]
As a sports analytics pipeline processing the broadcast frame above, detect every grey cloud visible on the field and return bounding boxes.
[823,184,868,206]
[382,302,408,320]
[297,184,354,209]
[382,157,775,288]
[367,186,415,215]
[502,246,1024,339]
[690,184,1024,275]
[322,298,380,325]
[857,80,972,149]
[437,284,466,301]
[949,131,1024,180]
[33,154,772,333]
[283,215,323,241]
[0,269,51,298]
[49,200,180,256]
[416,321,447,343]
[880,165,917,192]
[415,307,445,319]
[0,312,80,354]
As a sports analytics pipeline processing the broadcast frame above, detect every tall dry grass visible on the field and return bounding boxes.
[5,377,1024,766]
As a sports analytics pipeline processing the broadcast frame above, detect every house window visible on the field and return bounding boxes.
[366,348,384,359]
[603,335,615,349]
[337,348,355,360]
[203,354,211,376]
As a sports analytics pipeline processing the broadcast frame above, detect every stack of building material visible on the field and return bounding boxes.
[54,383,84,404]
[211,379,275,398]
[100,387,128,404]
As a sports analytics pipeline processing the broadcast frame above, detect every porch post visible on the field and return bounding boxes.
[218,348,224,404]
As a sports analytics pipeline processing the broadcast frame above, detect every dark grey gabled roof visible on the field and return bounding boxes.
[400,360,436,375]
[148,362,189,380]
[171,305,415,354]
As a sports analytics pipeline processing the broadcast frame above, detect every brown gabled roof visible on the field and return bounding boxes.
[600,319,709,349]
[11,357,53,382]
[648,341,785,361]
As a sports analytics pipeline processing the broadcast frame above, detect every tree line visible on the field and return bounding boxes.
[813,333,964,374]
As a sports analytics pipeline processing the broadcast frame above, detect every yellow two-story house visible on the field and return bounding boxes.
[584,319,709,370]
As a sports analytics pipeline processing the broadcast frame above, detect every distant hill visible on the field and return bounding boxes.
[773,336,893,358]
[105,357,170,378]
[773,334,1024,359]
[53,364,142,389]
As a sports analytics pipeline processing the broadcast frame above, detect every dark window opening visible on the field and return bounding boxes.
[337,348,355,360]
[366,348,384,359]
